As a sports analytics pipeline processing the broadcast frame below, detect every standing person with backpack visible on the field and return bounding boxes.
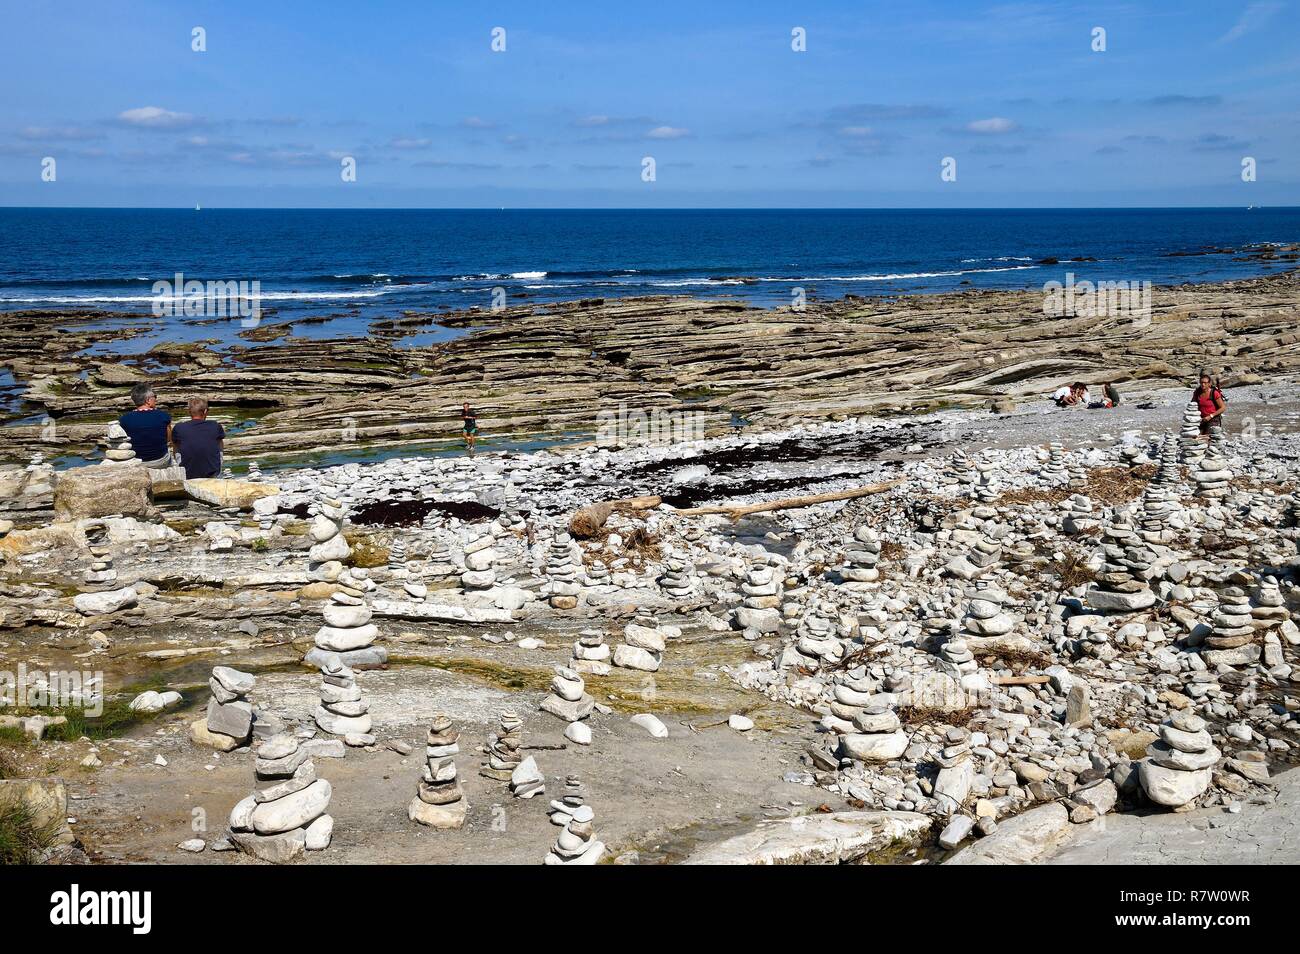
[1193,370,1226,441]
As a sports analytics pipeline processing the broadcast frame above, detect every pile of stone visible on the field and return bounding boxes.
[735,562,782,636]
[548,775,585,826]
[544,532,583,608]
[307,496,351,582]
[782,607,842,670]
[247,460,263,481]
[228,733,333,862]
[658,557,694,599]
[1067,462,1088,488]
[948,529,1002,580]
[613,615,664,672]
[1252,576,1290,630]
[1203,586,1260,668]
[1042,442,1068,484]
[836,704,908,763]
[461,528,499,591]
[543,800,604,865]
[425,537,456,577]
[961,582,1015,639]
[839,526,882,583]
[1085,515,1156,613]
[972,456,999,502]
[1152,434,1181,486]
[510,755,546,799]
[307,568,385,668]
[1061,494,1098,534]
[408,713,467,829]
[194,665,256,752]
[946,449,976,489]
[480,711,523,781]
[540,664,595,722]
[1136,485,1179,543]
[1139,712,1219,810]
[1191,447,1233,498]
[102,422,136,463]
[570,628,611,676]
[387,537,408,574]
[314,658,372,739]
[585,560,610,585]
[82,524,117,590]
[823,669,883,734]
[1179,401,1205,462]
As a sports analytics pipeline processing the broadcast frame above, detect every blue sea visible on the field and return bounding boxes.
[0,207,1296,353]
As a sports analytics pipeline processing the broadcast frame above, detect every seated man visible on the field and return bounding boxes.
[171,397,225,479]
[118,384,172,468]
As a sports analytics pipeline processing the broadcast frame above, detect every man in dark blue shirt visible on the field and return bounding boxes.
[171,397,225,479]
[118,384,172,467]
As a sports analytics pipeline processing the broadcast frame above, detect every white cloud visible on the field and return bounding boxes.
[574,115,610,127]
[118,106,196,128]
[1218,1,1283,43]
[647,125,690,139]
[965,117,1018,134]
[461,116,496,129]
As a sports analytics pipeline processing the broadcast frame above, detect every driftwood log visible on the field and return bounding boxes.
[675,480,903,518]
[569,495,663,538]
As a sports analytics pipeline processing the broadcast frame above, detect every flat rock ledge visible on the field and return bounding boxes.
[683,810,932,865]
[944,803,1075,865]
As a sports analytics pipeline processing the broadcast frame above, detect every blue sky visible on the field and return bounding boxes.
[1,0,1297,207]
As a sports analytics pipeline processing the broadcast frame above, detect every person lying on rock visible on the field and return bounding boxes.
[172,397,225,479]
[119,383,173,469]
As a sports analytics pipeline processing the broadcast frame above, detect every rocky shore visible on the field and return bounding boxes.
[2,268,1299,466]
[1,282,1298,865]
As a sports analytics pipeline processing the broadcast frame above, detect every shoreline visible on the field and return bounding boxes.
[1,267,1298,468]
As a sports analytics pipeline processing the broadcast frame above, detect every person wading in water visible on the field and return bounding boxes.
[462,402,478,456]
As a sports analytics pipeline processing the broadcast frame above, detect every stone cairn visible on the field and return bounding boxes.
[308,567,385,668]
[307,496,351,582]
[387,537,408,575]
[82,523,117,590]
[408,713,467,829]
[1253,576,1289,629]
[1191,444,1233,498]
[425,536,457,578]
[1061,494,1098,534]
[540,664,595,722]
[1202,586,1260,669]
[461,528,498,592]
[839,526,882,583]
[196,665,256,751]
[1042,442,1068,485]
[314,658,372,739]
[972,455,999,502]
[658,557,694,599]
[946,448,976,489]
[480,710,523,781]
[824,669,882,734]
[735,561,783,637]
[103,422,136,463]
[836,704,907,764]
[1085,515,1156,613]
[1179,401,1205,462]
[613,615,664,672]
[247,460,263,481]
[570,628,611,676]
[543,799,604,865]
[228,733,333,862]
[548,775,585,826]
[1136,485,1179,543]
[221,466,235,479]
[785,605,842,671]
[585,560,610,586]
[544,532,583,608]
[1067,462,1088,489]
[1138,712,1219,810]
[1152,434,1181,486]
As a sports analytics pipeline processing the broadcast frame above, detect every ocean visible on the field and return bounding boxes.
[1,207,1296,352]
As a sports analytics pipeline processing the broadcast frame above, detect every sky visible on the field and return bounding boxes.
[1,0,1297,207]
